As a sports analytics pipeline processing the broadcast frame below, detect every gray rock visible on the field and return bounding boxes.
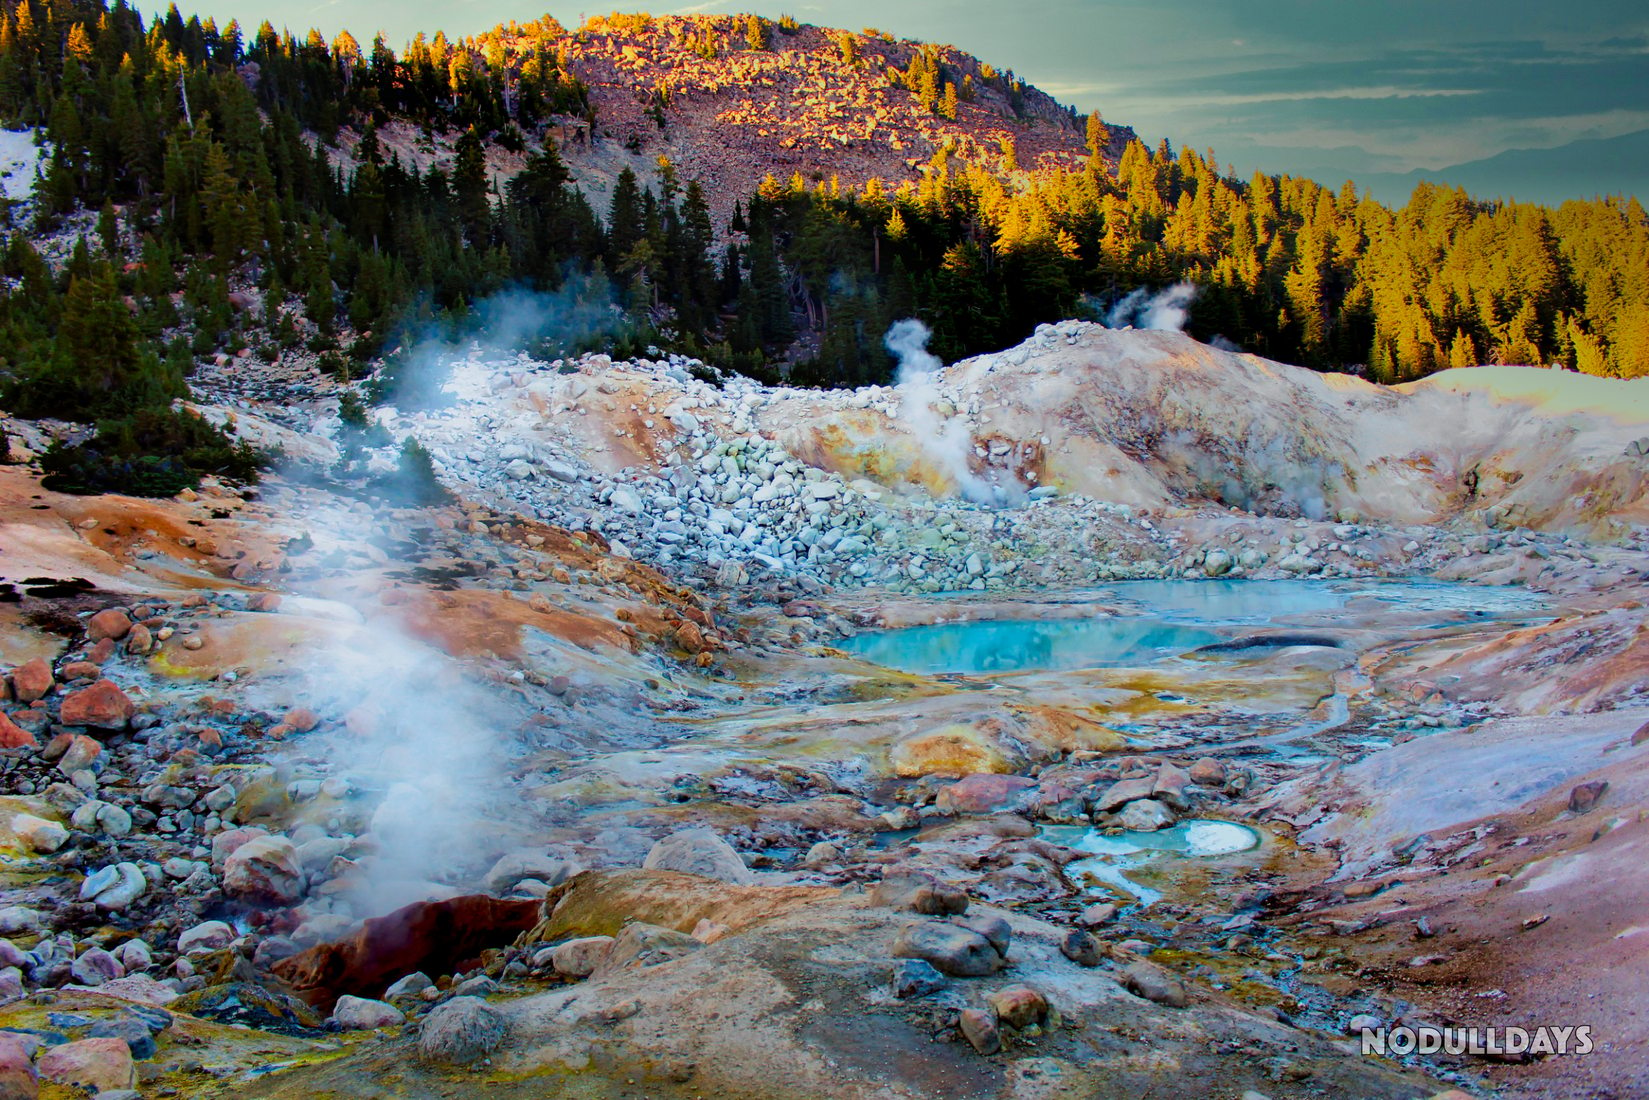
[177,921,235,955]
[69,948,122,987]
[869,872,968,915]
[384,972,433,1002]
[600,923,701,973]
[890,958,950,999]
[550,936,614,978]
[1060,929,1103,967]
[483,851,579,895]
[1117,799,1176,832]
[641,828,753,885]
[1121,961,1189,1008]
[948,912,1011,956]
[892,922,1003,977]
[417,997,507,1065]
[329,995,405,1030]
[79,863,146,910]
[1090,777,1156,813]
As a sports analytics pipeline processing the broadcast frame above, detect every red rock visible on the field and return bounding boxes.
[125,623,154,655]
[59,661,101,682]
[935,773,1037,815]
[37,1036,135,1093]
[248,593,282,612]
[958,1007,1001,1054]
[274,896,542,1011]
[987,985,1050,1029]
[283,707,320,732]
[9,659,52,704]
[87,639,117,664]
[0,710,34,749]
[59,680,135,729]
[85,609,132,642]
[0,1032,38,1099]
[673,620,708,653]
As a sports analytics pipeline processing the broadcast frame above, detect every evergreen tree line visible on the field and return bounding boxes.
[0,1,1643,501]
[754,137,1649,385]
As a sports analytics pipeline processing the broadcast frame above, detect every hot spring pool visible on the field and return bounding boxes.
[840,578,1547,674]
[837,616,1220,674]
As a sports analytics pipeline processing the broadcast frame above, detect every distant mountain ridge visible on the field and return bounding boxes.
[1352,129,1649,207]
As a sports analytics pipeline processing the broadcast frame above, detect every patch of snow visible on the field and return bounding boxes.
[0,128,45,203]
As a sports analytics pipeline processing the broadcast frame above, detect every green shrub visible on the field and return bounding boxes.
[39,406,264,497]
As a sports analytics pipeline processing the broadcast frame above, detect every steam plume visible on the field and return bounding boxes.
[884,319,1016,507]
[1106,282,1198,331]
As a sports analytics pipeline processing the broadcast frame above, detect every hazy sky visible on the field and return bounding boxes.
[180,0,1649,187]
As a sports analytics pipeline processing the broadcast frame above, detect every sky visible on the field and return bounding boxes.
[180,0,1648,200]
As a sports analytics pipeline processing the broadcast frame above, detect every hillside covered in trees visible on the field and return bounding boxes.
[0,0,1645,491]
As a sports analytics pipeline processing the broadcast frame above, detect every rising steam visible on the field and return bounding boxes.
[885,319,1018,507]
[1106,282,1198,331]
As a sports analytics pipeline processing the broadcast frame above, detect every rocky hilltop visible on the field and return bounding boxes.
[332,14,1134,225]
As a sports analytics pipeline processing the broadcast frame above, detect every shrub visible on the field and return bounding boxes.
[39,406,263,497]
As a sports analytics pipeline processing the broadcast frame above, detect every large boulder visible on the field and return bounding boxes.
[58,680,135,729]
[37,1037,135,1093]
[934,774,1037,815]
[417,997,506,1065]
[891,921,1003,977]
[0,711,34,749]
[9,658,53,704]
[0,1032,37,1100]
[641,828,754,885]
[222,835,302,903]
[329,995,405,1030]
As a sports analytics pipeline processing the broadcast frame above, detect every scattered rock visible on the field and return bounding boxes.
[178,921,236,955]
[889,958,949,999]
[222,835,302,903]
[79,863,146,911]
[0,1032,37,1100]
[948,911,1011,956]
[987,985,1049,1029]
[9,659,52,704]
[329,995,405,1030]
[1059,929,1103,967]
[550,936,615,978]
[1121,961,1189,1008]
[1117,798,1175,831]
[85,609,133,642]
[641,828,754,885]
[37,1037,135,1093]
[1568,780,1608,814]
[417,997,507,1065]
[58,680,135,729]
[958,1007,1001,1055]
[891,922,1002,977]
[870,872,968,915]
[10,813,67,853]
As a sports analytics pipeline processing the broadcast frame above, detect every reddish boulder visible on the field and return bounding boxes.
[274,895,542,1011]
[0,1032,38,1099]
[85,609,133,642]
[0,710,34,749]
[37,1037,135,1093]
[935,773,1037,815]
[59,680,135,729]
[9,659,52,704]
